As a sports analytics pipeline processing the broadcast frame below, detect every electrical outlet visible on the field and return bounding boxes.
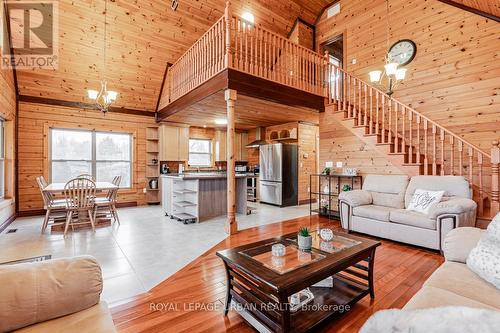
[325,161,333,168]
[336,161,343,168]
[143,188,147,193]
[352,58,357,64]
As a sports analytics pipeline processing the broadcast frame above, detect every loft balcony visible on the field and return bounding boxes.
[156,4,330,122]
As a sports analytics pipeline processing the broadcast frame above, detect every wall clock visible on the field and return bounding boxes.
[388,39,416,66]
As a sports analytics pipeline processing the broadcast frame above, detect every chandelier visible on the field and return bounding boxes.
[368,0,406,96]
[87,0,118,113]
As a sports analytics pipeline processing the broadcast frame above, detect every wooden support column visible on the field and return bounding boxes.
[225,89,238,234]
[491,140,500,216]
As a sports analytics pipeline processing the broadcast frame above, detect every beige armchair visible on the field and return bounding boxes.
[339,175,477,250]
[0,256,116,333]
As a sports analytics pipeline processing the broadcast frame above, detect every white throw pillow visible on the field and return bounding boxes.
[407,189,445,215]
[466,213,500,289]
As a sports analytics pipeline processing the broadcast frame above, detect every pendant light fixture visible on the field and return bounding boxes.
[87,0,118,113]
[368,0,407,96]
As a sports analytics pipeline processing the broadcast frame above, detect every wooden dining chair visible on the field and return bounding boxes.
[94,175,121,225]
[36,176,66,233]
[63,177,97,236]
[76,173,95,181]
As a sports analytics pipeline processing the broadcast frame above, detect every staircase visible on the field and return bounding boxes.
[323,64,499,219]
[160,2,500,219]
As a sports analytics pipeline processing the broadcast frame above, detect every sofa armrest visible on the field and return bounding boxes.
[443,227,485,263]
[429,198,477,220]
[0,255,103,333]
[338,190,372,207]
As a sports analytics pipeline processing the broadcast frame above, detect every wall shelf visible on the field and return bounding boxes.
[145,126,160,204]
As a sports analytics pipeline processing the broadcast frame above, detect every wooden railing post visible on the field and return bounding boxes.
[324,50,329,101]
[491,140,500,216]
[224,1,232,68]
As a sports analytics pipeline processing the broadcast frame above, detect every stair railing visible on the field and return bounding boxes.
[325,59,497,217]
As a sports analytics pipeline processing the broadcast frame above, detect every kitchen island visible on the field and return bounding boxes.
[161,173,248,223]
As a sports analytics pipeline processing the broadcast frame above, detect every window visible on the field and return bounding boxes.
[50,128,132,187]
[188,139,211,167]
[0,120,4,199]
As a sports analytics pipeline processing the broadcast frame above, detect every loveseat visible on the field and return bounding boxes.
[0,255,116,333]
[338,175,477,250]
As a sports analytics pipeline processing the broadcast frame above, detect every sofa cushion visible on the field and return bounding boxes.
[14,302,116,333]
[424,261,500,309]
[338,190,372,207]
[444,227,485,264]
[403,286,497,311]
[389,209,436,230]
[405,176,471,208]
[362,175,409,209]
[353,205,393,222]
[0,256,103,333]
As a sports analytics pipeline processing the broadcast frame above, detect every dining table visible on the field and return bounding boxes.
[43,181,118,194]
[42,181,119,231]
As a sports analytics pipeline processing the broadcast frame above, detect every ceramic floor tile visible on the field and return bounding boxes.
[1,203,310,303]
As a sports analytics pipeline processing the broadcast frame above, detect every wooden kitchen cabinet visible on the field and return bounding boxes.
[215,130,248,162]
[159,124,189,161]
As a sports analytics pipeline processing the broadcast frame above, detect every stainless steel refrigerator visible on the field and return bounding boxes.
[259,143,298,207]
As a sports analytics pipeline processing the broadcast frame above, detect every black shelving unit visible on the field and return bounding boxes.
[309,174,362,219]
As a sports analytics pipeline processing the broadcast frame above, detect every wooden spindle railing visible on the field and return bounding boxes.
[159,3,498,217]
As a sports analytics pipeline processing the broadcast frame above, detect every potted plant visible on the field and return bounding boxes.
[342,184,352,192]
[297,227,312,251]
[322,167,331,175]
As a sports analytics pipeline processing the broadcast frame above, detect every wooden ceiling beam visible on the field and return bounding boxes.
[437,0,500,22]
[18,95,155,117]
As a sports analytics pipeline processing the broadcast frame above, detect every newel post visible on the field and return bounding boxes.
[224,1,232,68]
[491,140,500,216]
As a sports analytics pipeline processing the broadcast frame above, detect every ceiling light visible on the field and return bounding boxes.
[215,118,228,125]
[242,12,254,24]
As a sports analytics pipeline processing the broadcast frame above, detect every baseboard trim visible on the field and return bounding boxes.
[18,202,138,217]
[0,214,16,233]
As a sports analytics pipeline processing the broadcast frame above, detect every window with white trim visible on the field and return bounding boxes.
[50,128,132,187]
[188,139,212,167]
[0,120,4,199]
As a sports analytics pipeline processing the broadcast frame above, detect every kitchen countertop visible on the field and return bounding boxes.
[161,173,252,180]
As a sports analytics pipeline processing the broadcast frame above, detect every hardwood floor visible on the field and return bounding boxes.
[110,215,444,332]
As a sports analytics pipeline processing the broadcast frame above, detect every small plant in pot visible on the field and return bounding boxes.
[322,167,331,175]
[297,227,312,251]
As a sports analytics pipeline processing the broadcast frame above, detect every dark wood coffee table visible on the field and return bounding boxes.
[216,230,381,333]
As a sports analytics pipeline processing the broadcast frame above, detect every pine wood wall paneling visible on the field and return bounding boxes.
[8,0,330,113]
[316,0,500,178]
[17,102,156,213]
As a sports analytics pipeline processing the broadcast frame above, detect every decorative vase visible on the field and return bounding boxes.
[297,234,312,251]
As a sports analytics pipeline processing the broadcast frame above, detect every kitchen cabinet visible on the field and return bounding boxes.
[159,125,189,161]
[215,130,248,162]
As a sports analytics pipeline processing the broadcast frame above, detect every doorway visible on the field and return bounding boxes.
[321,34,344,100]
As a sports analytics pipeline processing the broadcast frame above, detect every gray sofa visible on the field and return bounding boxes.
[338,175,477,250]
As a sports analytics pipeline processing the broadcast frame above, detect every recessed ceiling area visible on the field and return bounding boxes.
[10,0,330,112]
[164,91,320,130]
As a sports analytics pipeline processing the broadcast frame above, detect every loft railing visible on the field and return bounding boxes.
[161,2,499,218]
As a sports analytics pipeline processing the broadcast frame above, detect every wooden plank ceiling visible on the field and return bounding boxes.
[11,0,330,112]
[165,90,319,130]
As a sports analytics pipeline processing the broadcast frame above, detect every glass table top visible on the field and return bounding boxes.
[239,230,362,275]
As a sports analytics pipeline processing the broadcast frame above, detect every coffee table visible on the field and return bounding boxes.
[216,230,381,333]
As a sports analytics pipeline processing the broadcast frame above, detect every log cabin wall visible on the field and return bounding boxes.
[289,20,315,51]
[246,128,260,167]
[17,102,156,215]
[0,49,16,225]
[316,0,499,175]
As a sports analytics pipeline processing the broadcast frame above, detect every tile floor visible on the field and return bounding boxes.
[0,203,310,305]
